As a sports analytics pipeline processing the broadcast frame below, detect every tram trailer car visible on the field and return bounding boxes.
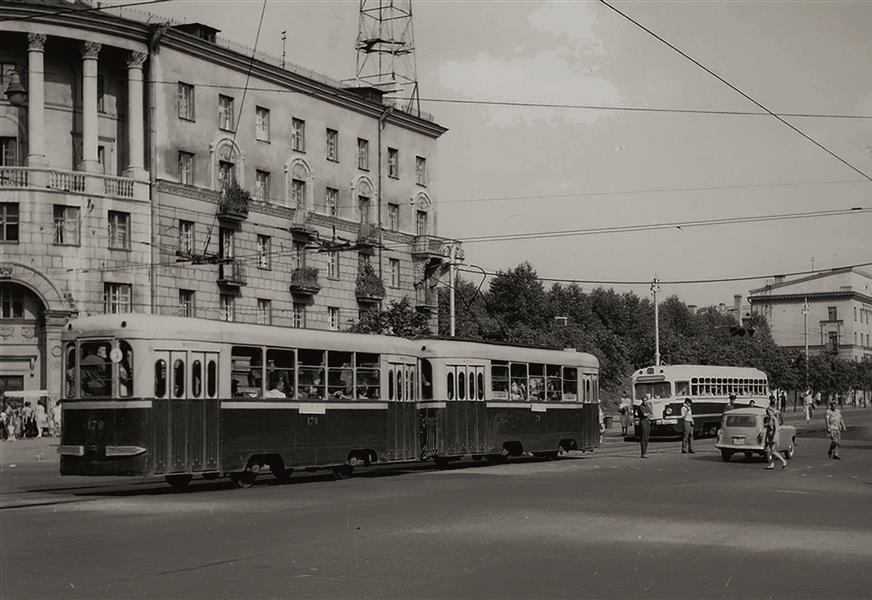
[417,339,601,464]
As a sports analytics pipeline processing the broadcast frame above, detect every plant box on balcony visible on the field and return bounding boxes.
[289,267,321,295]
[217,183,250,221]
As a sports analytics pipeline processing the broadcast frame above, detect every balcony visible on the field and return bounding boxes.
[0,166,146,200]
[356,221,380,254]
[289,266,321,296]
[289,210,317,240]
[415,285,438,311]
[411,235,446,259]
[217,183,250,222]
[355,264,385,303]
[218,259,247,287]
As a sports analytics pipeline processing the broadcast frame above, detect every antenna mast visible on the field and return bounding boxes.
[354,0,421,116]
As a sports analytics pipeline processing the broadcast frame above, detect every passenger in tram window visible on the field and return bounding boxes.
[81,345,109,397]
[302,369,324,399]
[547,381,560,401]
[510,381,522,400]
[231,379,243,398]
[248,356,263,389]
[529,377,544,401]
[264,376,287,398]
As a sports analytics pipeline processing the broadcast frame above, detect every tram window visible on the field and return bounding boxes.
[546,365,562,401]
[327,351,353,400]
[265,349,295,398]
[529,364,545,401]
[298,349,325,400]
[468,367,475,401]
[562,367,577,400]
[154,359,167,398]
[388,368,395,400]
[676,380,690,397]
[458,370,466,400]
[206,360,217,398]
[192,360,202,398]
[172,359,185,398]
[592,375,599,403]
[118,342,133,398]
[510,363,528,400]
[397,369,404,401]
[421,359,433,400]
[491,361,509,400]
[477,371,484,400]
[447,371,454,401]
[65,343,76,398]
[356,353,380,400]
[80,341,111,398]
[231,346,262,398]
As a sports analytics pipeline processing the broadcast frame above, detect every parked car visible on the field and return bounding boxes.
[715,407,796,462]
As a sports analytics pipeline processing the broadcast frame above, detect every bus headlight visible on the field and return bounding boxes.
[664,407,672,416]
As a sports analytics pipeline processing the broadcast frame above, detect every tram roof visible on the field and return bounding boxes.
[417,338,598,368]
[632,364,768,379]
[63,314,420,355]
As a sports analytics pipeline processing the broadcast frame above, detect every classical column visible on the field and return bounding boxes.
[26,33,47,167]
[80,41,101,173]
[124,51,148,179]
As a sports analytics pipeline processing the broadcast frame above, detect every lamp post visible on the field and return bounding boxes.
[801,298,810,390]
[651,277,661,367]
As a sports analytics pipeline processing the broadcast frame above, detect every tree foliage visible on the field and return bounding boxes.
[348,297,431,338]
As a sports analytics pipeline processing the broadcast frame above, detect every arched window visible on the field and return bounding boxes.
[285,159,313,211]
[355,177,375,224]
[210,137,243,191]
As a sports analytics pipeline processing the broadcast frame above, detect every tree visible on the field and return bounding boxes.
[347,297,431,338]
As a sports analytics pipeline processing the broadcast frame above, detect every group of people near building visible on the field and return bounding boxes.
[0,400,61,441]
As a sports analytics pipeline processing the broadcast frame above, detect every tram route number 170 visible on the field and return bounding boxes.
[86,419,105,432]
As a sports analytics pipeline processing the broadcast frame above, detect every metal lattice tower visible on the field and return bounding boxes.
[354,0,420,116]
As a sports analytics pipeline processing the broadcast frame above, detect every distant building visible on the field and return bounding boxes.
[748,268,872,360]
[0,0,454,398]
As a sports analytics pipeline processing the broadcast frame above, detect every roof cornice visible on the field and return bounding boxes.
[748,291,872,305]
[0,3,151,46]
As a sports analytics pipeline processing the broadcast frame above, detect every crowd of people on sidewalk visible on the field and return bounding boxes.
[0,401,61,441]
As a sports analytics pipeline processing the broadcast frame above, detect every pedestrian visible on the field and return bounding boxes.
[680,398,694,454]
[637,394,654,458]
[764,399,787,470]
[825,401,846,460]
[619,403,631,436]
[804,390,814,421]
[35,402,47,438]
[725,394,737,412]
[779,392,787,413]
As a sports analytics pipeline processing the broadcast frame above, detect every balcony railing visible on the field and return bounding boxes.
[218,259,247,287]
[48,170,86,193]
[0,166,145,200]
[416,285,438,310]
[289,266,321,295]
[0,167,29,187]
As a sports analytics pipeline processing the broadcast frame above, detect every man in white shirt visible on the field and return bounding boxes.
[681,398,695,454]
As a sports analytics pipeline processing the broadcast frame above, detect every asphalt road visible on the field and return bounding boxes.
[2,410,871,600]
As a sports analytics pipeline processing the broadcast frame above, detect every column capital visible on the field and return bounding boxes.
[81,41,102,60]
[27,33,47,52]
[127,50,148,69]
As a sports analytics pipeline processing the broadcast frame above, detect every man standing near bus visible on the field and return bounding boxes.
[681,398,694,454]
[638,394,654,458]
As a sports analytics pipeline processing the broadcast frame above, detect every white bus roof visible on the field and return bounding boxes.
[632,365,768,380]
[419,338,598,368]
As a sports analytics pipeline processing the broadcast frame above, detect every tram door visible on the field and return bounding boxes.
[387,362,418,461]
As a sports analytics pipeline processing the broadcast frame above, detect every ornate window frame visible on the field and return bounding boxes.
[284,157,314,211]
[352,175,376,223]
[209,136,244,191]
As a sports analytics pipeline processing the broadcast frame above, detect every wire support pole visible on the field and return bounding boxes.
[651,276,662,367]
[801,298,810,390]
[444,242,464,337]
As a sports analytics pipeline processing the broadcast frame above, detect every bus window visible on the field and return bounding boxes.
[491,361,509,400]
[562,367,577,400]
[328,351,353,400]
[690,378,698,396]
[80,341,111,398]
[447,371,454,401]
[477,370,484,400]
[172,359,185,398]
[458,369,466,400]
[634,381,671,400]
[529,363,545,401]
[546,365,562,401]
[118,342,133,398]
[675,381,690,397]
[206,360,217,398]
[356,353,380,400]
[192,360,202,398]
[299,349,325,400]
[388,368,395,400]
[231,346,262,398]
[266,349,295,398]
[510,363,528,400]
[421,359,433,400]
[65,343,77,398]
[154,359,167,398]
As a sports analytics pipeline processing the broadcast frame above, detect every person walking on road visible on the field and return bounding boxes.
[825,401,846,459]
[680,398,694,454]
[804,390,814,422]
[764,399,787,470]
[638,394,654,458]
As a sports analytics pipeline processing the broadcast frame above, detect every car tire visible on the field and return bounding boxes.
[720,449,733,462]
[784,439,795,459]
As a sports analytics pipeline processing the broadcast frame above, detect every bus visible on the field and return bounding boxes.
[631,365,770,438]
[58,314,600,488]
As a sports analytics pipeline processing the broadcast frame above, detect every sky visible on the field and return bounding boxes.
[136,0,872,307]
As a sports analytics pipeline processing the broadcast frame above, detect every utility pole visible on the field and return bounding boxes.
[651,276,661,366]
[443,243,464,337]
[801,298,810,390]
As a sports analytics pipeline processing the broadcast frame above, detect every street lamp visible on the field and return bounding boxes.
[4,68,27,106]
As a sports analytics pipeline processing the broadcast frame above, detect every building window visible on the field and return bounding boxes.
[179,289,195,317]
[327,251,339,279]
[388,147,399,178]
[357,138,369,170]
[291,179,306,210]
[178,82,195,120]
[416,210,428,236]
[219,227,234,259]
[828,331,839,352]
[0,286,24,319]
[325,187,338,216]
[389,258,400,287]
[416,156,426,186]
[291,118,305,152]
[218,94,234,131]
[854,306,857,321]
[358,195,371,224]
[328,307,340,331]
[220,294,235,322]
[97,74,105,113]
[292,303,306,328]
[218,160,235,190]
[103,283,132,314]
[828,306,838,321]
[97,145,107,174]
[326,128,339,162]
[53,205,80,246]
[178,151,194,184]
[387,203,399,231]
[107,211,131,250]
[256,298,272,325]
[255,106,270,141]
[178,220,194,255]
[255,170,270,202]
[0,203,19,242]
[0,136,17,166]
[256,234,271,269]
[292,241,307,270]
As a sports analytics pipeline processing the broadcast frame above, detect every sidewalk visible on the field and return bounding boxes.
[0,437,60,467]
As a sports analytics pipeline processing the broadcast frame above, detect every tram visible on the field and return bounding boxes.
[58,314,600,488]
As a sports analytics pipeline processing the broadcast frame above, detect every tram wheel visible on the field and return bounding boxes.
[165,474,193,490]
[230,471,257,489]
[332,465,353,480]
[269,460,291,483]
